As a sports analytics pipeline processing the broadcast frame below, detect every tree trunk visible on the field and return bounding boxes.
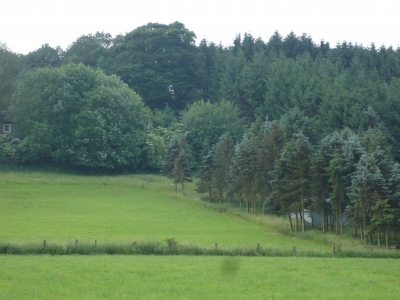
[364,216,367,246]
[181,182,185,196]
[355,227,357,238]
[322,205,325,234]
[174,183,177,191]
[208,188,212,203]
[246,200,249,214]
[335,209,338,235]
[288,213,293,232]
[301,172,305,233]
[295,212,299,232]
[377,233,380,248]
[301,198,305,233]
[385,230,388,250]
[340,205,343,235]
[311,210,313,229]
[360,226,363,241]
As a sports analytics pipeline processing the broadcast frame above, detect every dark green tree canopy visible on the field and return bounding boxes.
[109,22,205,110]
[10,63,148,168]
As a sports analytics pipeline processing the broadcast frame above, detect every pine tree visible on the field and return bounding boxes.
[310,150,330,233]
[162,135,194,195]
[196,140,215,202]
[171,136,194,196]
[161,136,181,191]
[212,134,234,204]
[369,192,394,249]
[271,132,312,232]
[326,149,346,234]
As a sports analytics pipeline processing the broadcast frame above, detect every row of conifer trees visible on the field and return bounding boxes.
[162,108,399,248]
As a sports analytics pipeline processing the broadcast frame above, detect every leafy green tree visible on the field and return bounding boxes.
[109,22,204,110]
[10,63,147,168]
[21,44,63,69]
[63,32,113,68]
[182,100,245,163]
[0,43,21,113]
[143,125,175,170]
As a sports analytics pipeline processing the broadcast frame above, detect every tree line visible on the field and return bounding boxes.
[166,109,398,249]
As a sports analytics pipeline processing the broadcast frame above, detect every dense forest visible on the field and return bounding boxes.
[1,22,400,245]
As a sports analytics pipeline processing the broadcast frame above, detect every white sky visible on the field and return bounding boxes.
[1,0,399,54]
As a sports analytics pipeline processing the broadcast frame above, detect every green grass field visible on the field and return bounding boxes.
[0,169,329,251]
[1,256,399,299]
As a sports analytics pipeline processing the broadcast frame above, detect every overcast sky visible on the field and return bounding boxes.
[1,0,399,54]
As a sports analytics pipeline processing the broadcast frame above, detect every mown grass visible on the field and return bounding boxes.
[0,168,329,252]
[1,255,399,299]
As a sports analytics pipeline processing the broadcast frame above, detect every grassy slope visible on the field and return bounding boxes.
[0,170,328,251]
[1,256,399,299]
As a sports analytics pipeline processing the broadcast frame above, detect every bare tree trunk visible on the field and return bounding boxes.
[301,198,305,232]
[385,230,389,250]
[208,189,212,203]
[335,209,338,235]
[340,205,343,235]
[364,216,367,246]
[288,213,293,232]
[355,227,357,237]
[301,173,305,232]
[311,210,313,229]
[246,200,249,213]
[181,182,185,196]
[322,206,325,233]
[360,226,363,241]
[174,183,177,191]
[377,233,380,248]
[295,212,299,232]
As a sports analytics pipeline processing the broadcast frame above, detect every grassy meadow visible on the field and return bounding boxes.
[1,256,399,299]
[0,169,329,251]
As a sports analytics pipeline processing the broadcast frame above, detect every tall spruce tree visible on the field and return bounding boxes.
[171,136,194,196]
[212,134,235,204]
[196,140,215,202]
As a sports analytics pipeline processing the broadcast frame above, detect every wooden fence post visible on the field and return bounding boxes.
[332,245,336,254]
[94,240,97,248]
[43,240,46,248]
[256,243,260,252]
[75,239,78,247]
[215,243,218,249]
[293,246,296,254]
